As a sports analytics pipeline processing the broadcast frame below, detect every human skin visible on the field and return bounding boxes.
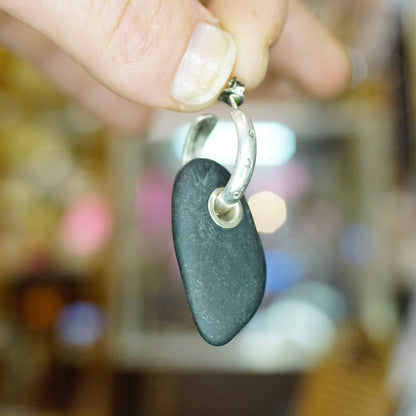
[0,0,352,134]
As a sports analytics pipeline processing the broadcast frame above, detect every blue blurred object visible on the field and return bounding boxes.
[265,250,305,293]
[56,301,107,346]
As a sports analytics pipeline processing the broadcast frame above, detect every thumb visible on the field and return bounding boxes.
[1,0,237,111]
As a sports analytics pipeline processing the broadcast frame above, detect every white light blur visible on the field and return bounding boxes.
[238,282,347,370]
[248,191,287,233]
[239,299,336,370]
[172,121,296,166]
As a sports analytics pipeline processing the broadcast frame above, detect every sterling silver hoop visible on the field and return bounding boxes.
[181,79,257,229]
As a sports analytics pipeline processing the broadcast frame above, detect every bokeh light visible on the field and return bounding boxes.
[21,287,64,331]
[248,191,287,233]
[135,167,172,236]
[240,282,348,369]
[250,162,311,202]
[58,194,113,257]
[56,302,106,347]
[265,250,305,293]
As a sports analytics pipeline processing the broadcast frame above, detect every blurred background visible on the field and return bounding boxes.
[0,0,416,415]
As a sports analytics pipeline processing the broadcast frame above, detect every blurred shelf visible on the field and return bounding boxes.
[115,331,317,373]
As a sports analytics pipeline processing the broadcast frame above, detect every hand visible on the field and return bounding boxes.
[0,0,352,134]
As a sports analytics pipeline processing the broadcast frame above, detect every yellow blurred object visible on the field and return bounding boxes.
[2,55,62,104]
[27,203,61,244]
[248,191,287,233]
[1,121,68,169]
[293,323,396,416]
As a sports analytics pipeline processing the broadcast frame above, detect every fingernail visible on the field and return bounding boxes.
[171,22,237,106]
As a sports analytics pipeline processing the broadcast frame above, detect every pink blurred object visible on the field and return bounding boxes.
[249,162,310,201]
[58,194,113,257]
[136,167,172,236]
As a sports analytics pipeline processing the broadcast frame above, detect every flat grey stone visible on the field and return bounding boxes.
[172,158,266,346]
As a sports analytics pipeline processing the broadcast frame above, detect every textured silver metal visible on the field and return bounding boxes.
[181,79,256,229]
[181,114,217,166]
[217,109,256,207]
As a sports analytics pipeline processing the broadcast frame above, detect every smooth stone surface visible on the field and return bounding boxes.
[172,158,266,346]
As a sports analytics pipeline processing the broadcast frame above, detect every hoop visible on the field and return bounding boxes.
[181,106,257,228]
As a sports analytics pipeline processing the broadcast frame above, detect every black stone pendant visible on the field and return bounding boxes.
[172,158,266,346]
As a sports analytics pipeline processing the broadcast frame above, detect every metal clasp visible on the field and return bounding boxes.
[181,78,257,229]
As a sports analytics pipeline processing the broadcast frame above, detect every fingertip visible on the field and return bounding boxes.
[269,0,353,100]
[208,0,287,91]
[233,41,270,91]
[303,42,353,100]
[325,47,353,99]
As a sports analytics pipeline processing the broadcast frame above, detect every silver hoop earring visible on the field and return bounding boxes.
[181,91,256,228]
